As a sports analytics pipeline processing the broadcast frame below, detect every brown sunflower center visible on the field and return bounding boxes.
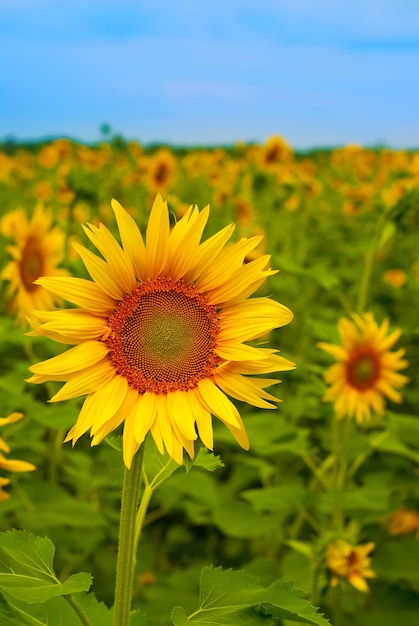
[20,237,44,292]
[154,162,170,186]
[347,549,361,568]
[105,278,220,394]
[345,346,381,391]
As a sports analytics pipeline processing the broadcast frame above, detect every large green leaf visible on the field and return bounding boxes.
[0,590,117,626]
[0,531,92,603]
[171,567,329,625]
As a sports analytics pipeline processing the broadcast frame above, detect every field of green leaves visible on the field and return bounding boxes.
[0,135,418,625]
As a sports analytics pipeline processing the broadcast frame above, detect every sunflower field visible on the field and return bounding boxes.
[0,135,418,626]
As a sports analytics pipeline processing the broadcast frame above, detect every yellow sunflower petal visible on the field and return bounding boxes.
[214,370,279,409]
[133,392,157,446]
[168,205,210,281]
[111,198,147,279]
[187,389,214,450]
[0,412,24,427]
[35,276,115,314]
[155,395,174,458]
[145,194,170,278]
[206,255,276,305]
[215,342,267,362]
[196,379,241,428]
[29,341,109,377]
[84,221,137,292]
[49,359,115,402]
[188,223,235,283]
[64,375,128,443]
[91,387,139,445]
[169,390,199,441]
[196,235,263,292]
[0,457,36,473]
[73,242,125,300]
[29,310,106,344]
[218,298,293,342]
[123,410,141,469]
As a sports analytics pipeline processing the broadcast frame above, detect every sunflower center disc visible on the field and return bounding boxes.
[346,347,381,391]
[20,237,44,291]
[106,278,220,394]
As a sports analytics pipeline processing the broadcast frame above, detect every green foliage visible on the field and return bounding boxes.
[0,531,92,603]
[1,140,419,625]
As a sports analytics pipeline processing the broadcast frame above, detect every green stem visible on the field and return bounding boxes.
[330,584,344,626]
[331,417,349,531]
[134,479,153,552]
[64,594,93,626]
[288,455,335,540]
[347,429,389,480]
[357,208,390,314]
[113,446,145,626]
[47,427,65,483]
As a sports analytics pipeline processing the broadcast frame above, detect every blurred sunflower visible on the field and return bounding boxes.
[386,508,419,538]
[261,134,293,166]
[326,540,375,592]
[1,204,67,325]
[27,195,294,467]
[0,412,36,501]
[318,313,408,423]
[147,149,177,192]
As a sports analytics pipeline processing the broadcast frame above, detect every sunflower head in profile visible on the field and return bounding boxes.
[1,203,68,325]
[318,312,408,423]
[0,412,36,501]
[27,195,294,467]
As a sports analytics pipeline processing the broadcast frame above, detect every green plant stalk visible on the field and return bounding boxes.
[113,445,145,626]
[357,208,390,314]
[47,426,65,483]
[64,594,93,626]
[288,454,335,540]
[347,429,390,480]
[329,584,343,626]
[134,479,153,552]
[331,415,347,530]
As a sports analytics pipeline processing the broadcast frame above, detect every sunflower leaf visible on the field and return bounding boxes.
[0,530,92,603]
[184,447,224,473]
[171,566,330,625]
[143,436,182,489]
[0,591,115,626]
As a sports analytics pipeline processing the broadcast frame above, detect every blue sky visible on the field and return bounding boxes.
[1,0,418,148]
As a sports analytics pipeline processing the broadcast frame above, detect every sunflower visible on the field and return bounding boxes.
[326,540,375,592]
[386,508,419,538]
[318,312,408,423]
[27,195,294,467]
[146,149,177,192]
[1,203,68,325]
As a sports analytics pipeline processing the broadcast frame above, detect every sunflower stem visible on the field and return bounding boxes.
[357,208,390,314]
[47,427,65,483]
[113,446,145,626]
[330,584,344,626]
[331,416,348,530]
